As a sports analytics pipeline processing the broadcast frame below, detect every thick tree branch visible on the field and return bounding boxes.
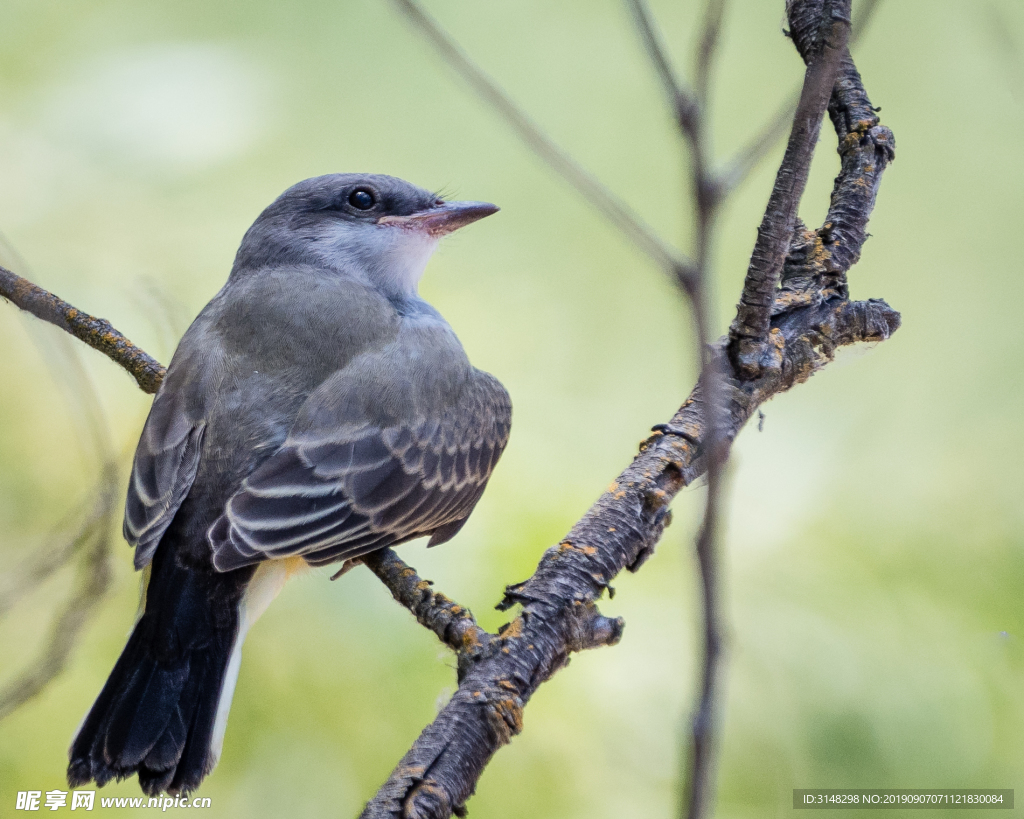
[728,0,852,379]
[776,12,894,311]
[361,293,898,819]
[361,1,894,815]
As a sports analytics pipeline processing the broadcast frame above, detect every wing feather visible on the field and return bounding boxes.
[124,397,206,569]
[209,371,510,571]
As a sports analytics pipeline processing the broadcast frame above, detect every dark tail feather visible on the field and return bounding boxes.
[68,544,251,797]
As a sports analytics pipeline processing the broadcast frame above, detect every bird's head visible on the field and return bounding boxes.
[231,173,498,297]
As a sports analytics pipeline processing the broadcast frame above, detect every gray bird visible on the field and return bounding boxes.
[67,174,510,796]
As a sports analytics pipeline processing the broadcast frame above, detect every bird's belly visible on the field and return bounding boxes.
[210,555,308,761]
[241,555,309,631]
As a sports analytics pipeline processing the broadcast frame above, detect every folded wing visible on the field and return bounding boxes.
[124,392,206,570]
[209,371,511,571]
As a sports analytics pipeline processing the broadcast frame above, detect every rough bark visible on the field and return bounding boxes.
[728,0,852,378]
[0,265,165,394]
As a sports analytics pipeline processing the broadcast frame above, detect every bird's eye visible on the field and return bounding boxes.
[348,188,376,210]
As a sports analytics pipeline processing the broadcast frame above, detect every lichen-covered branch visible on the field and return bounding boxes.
[717,0,885,197]
[728,0,852,379]
[362,1,896,815]
[776,9,895,312]
[0,264,165,394]
[361,549,492,672]
[361,294,899,819]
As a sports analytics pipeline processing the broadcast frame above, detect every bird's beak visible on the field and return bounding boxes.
[378,201,499,237]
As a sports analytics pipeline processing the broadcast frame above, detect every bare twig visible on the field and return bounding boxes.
[0,489,109,619]
[0,239,122,723]
[621,0,740,813]
[387,0,694,280]
[694,0,727,108]
[718,89,800,196]
[680,387,725,819]
[0,464,116,721]
[0,264,166,394]
[625,0,697,127]
[625,1,732,812]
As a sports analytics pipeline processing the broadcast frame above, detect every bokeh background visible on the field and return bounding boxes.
[1,0,1023,816]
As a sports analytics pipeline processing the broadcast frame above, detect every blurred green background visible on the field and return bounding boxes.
[1,0,1023,816]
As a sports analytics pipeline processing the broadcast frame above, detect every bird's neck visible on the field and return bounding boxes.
[363,231,439,299]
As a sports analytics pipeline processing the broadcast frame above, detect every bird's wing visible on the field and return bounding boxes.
[209,370,511,572]
[124,388,206,570]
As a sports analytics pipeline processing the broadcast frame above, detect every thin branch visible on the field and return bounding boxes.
[694,0,727,108]
[681,421,724,819]
[0,464,116,721]
[625,0,698,127]
[0,264,165,394]
[624,1,732,812]
[0,489,109,619]
[0,234,116,464]
[718,89,800,196]
[0,236,123,723]
[388,0,693,280]
[361,549,492,667]
[728,0,852,378]
[680,169,725,819]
